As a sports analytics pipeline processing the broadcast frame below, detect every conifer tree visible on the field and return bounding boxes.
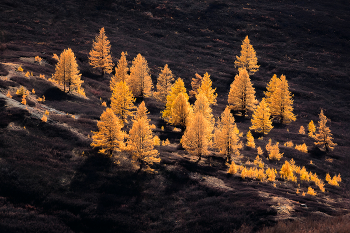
[265,75,296,124]
[246,130,255,148]
[127,106,160,171]
[193,92,215,129]
[308,120,316,138]
[170,92,193,130]
[228,68,257,116]
[154,64,174,104]
[250,98,273,134]
[89,27,114,75]
[129,54,153,98]
[91,108,126,156]
[162,78,188,121]
[189,73,203,97]
[53,48,84,94]
[214,106,242,162]
[110,52,129,91]
[197,72,217,105]
[134,101,149,121]
[234,36,259,75]
[264,74,279,102]
[314,110,336,152]
[110,81,135,123]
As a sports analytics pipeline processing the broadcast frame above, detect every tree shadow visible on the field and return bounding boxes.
[43,87,70,101]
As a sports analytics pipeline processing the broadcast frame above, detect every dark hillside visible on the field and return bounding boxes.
[0,0,350,232]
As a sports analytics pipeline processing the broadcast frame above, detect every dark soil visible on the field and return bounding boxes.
[0,0,350,232]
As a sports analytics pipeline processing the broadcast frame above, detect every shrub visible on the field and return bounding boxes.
[266,168,276,182]
[227,161,238,175]
[280,160,296,182]
[307,186,316,196]
[298,126,305,134]
[295,143,308,153]
[35,56,42,63]
[283,140,293,147]
[257,146,263,156]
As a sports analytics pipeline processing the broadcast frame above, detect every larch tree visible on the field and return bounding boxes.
[197,72,217,105]
[162,77,188,121]
[154,64,175,104]
[91,108,126,156]
[214,106,243,162]
[129,54,153,98]
[266,74,296,124]
[192,92,215,129]
[250,98,273,134]
[264,74,279,103]
[110,81,135,123]
[228,68,257,116]
[52,48,84,94]
[308,120,316,138]
[127,106,160,172]
[89,27,114,75]
[234,35,259,75]
[170,92,193,130]
[189,73,203,97]
[110,52,129,91]
[246,130,255,148]
[314,110,336,152]
[134,101,149,121]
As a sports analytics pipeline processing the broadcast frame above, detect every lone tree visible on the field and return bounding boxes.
[197,72,217,105]
[234,35,259,75]
[129,54,153,98]
[170,92,193,130]
[214,106,242,162]
[265,74,296,124]
[110,52,129,91]
[250,98,273,134]
[53,48,84,94]
[154,64,175,104]
[189,73,203,97]
[110,81,135,123]
[127,104,160,172]
[228,68,257,116]
[91,108,126,156]
[89,27,114,75]
[314,110,336,152]
[162,77,188,122]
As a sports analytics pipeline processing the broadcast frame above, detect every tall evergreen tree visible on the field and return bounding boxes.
[250,98,273,134]
[110,52,129,91]
[234,35,259,75]
[154,64,175,104]
[197,72,217,105]
[170,92,193,130]
[228,68,257,116]
[314,110,336,152]
[89,27,114,75]
[162,78,188,121]
[129,54,153,98]
[110,81,135,123]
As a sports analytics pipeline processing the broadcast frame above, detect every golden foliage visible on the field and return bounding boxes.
[299,126,305,134]
[197,72,217,105]
[134,101,149,121]
[250,98,273,134]
[21,94,27,105]
[25,71,30,77]
[52,53,59,61]
[295,143,308,153]
[89,27,114,75]
[326,173,341,186]
[267,140,283,161]
[214,108,242,161]
[265,74,296,124]
[6,90,12,98]
[227,161,238,175]
[280,160,296,182]
[234,35,259,75]
[266,168,277,182]
[127,114,160,171]
[254,155,264,168]
[110,52,129,91]
[162,78,188,121]
[170,92,192,129]
[284,141,294,148]
[162,138,170,146]
[31,88,35,94]
[110,81,136,123]
[246,130,255,148]
[153,135,161,146]
[154,64,175,104]
[257,146,264,156]
[129,53,153,98]
[39,74,45,79]
[101,101,107,107]
[190,73,203,97]
[34,56,42,63]
[91,108,126,156]
[308,120,316,138]
[228,68,257,116]
[314,110,336,152]
[241,167,265,181]
[307,187,317,196]
[41,114,48,122]
[37,95,45,102]
[17,66,23,72]
[299,167,310,182]
[52,48,84,94]
[45,110,49,116]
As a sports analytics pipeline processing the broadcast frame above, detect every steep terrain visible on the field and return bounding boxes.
[0,0,350,232]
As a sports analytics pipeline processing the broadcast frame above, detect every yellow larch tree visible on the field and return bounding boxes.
[110,81,135,123]
[246,130,255,148]
[214,106,242,162]
[127,106,160,172]
[129,54,153,98]
[91,108,126,156]
[264,74,279,102]
[89,27,114,75]
[299,126,305,134]
[170,92,193,130]
[192,92,215,129]
[162,77,188,121]
[314,110,336,152]
[134,101,149,121]
[308,120,316,138]
[228,68,257,116]
[250,98,273,134]
[52,48,84,94]
[196,72,217,105]
[265,75,296,124]
[110,52,129,91]
[234,35,259,75]
[189,73,203,97]
[154,64,175,104]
